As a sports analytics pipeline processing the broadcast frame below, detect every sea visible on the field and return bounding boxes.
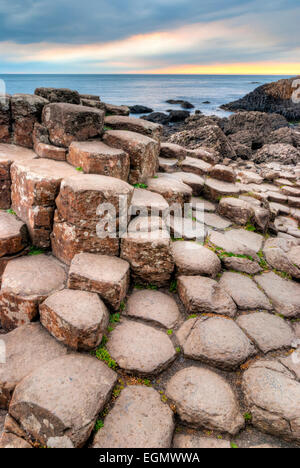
[0,74,292,118]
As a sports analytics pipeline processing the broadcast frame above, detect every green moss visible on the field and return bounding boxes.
[244,412,252,422]
[176,347,181,353]
[6,209,17,216]
[167,329,173,336]
[119,301,126,311]
[75,166,84,172]
[231,442,239,449]
[94,419,104,432]
[245,222,256,232]
[93,335,117,370]
[103,126,113,131]
[28,246,45,256]
[133,183,148,189]
[169,280,177,293]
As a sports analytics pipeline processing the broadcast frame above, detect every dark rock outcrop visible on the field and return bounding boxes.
[129,105,153,114]
[35,88,81,105]
[166,100,194,109]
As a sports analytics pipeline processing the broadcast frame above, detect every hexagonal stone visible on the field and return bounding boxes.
[263,238,300,279]
[171,242,221,278]
[9,354,117,448]
[0,255,66,330]
[222,257,262,275]
[34,142,67,161]
[106,319,176,375]
[42,103,105,147]
[178,275,237,317]
[68,253,130,311]
[0,212,28,258]
[104,115,162,141]
[40,289,109,350]
[203,212,232,230]
[209,164,235,183]
[11,94,48,148]
[173,434,231,449]
[243,359,300,443]
[165,172,205,196]
[237,312,295,353]
[254,272,300,318]
[219,272,272,310]
[209,230,261,261]
[0,433,32,448]
[103,130,159,184]
[93,386,174,448]
[279,348,300,380]
[0,323,67,409]
[204,178,240,202]
[191,197,216,213]
[125,290,180,329]
[129,188,169,217]
[0,94,11,144]
[177,316,255,370]
[166,367,244,434]
[146,176,192,207]
[218,197,254,225]
[160,142,186,161]
[121,230,174,287]
[67,141,130,180]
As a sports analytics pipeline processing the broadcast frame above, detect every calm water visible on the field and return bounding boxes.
[0,74,291,117]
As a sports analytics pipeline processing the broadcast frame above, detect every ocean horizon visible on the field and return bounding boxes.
[0,74,293,117]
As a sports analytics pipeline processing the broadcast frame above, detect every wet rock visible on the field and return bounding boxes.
[125,289,180,329]
[68,253,130,311]
[243,358,300,442]
[93,386,174,448]
[103,130,159,184]
[0,322,67,409]
[105,116,162,141]
[0,212,28,258]
[177,316,255,370]
[171,241,221,277]
[166,367,244,434]
[9,354,117,448]
[42,103,105,148]
[35,87,81,104]
[237,312,295,353]
[11,94,48,148]
[177,275,237,317]
[40,289,109,351]
[166,99,194,109]
[129,105,153,114]
[168,110,190,122]
[107,319,176,375]
[68,140,130,180]
[142,112,170,125]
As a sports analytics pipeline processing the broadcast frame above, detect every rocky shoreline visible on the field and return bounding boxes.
[0,80,299,449]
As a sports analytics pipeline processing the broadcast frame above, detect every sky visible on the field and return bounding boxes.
[0,0,299,74]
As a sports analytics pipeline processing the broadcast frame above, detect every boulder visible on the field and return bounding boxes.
[125,289,180,329]
[218,197,253,225]
[68,253,130,311]
[166,99,194,109]
[129,105,153,114]
[166,367,244,434]
[0,212,28,258]
[11,94,48,148]
[0,322,67,409]
[103,130,159,184]
[142,112,170,125]
[222,257,262,275]
[263,237,300,279]
[254,144,300,165]
[177,316,255,370]
[104,103,130,116]
[171,241,221,277]
[93,386,174,448]
[129,188,169,217]
[107,319,176,374]
[243,359,300,442]
[0,94,11,143]
[0,255,66,330]
[67,141,130,180]
[177,275,237,317]
[9,354,117,448]
[104,115,162,141]
[168,110,190,122]
[40,289,109,350]
[35,87,81,104]
[42,103,105,148]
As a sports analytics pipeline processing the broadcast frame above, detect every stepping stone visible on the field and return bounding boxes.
[146,176,192,207]
[11,158,78,248]
[173,434,231,449]
[176,316,255,370]
[279,348,300,380]
[0,212,28,258]
[68,253,130,311]
[267,191,288,204]
[269,202,290,217]
[203,212,232,229]
[281,185,300,197]
[254,272,300,318]
[171,241,221,277]
[11,94,48,148]
[209,229,263,260]
[0,255,66,330]
[125,290,180,329]
[243,359,300,443]
[186,147,217,165]
[177,275,237,317]
[226,229,264,253]
[274,216,298,233]
[219,272,272,311]
[160,142,186,161]
[263,237,300,279]
[0,433,32,448]
[40,289,109,350]
[237,312,295,353]
[158,157,179,173]
[0,323,67,409]
[166,367,244,434]
[34,142,67,161]
[167,216,206,242]
[191,197,216,213]
[103,130,159,184]
[9,354,117,448]
[218,197,253,225]
[222,257,262,275]
[209,164,236,183]
[68,141,130,180]
[42,103,105,147]
[121,230,174,287]
[181,156,212,176]
[288,196,300,208]
[204,178,240,202]
[93,386,174,448]
[0,143,37,209]
[107,319,176,375]
[237,170,263,185]
[129,188,169,217]
[128,216,166,233]
[105,115,162,141]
